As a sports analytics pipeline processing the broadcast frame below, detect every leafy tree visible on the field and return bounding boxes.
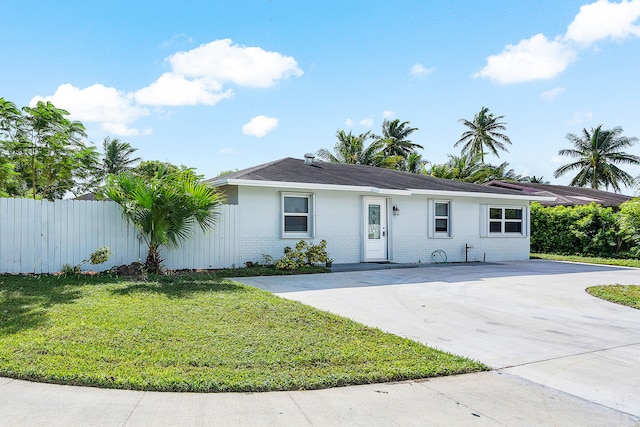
[0,98,99,200]
[0,99,26,196]
[316,130,399,167]
[103,165,225,273]
[101,137,140,176]
[455,106,512,163]
[131,160,203,182]
[553,125,640,192]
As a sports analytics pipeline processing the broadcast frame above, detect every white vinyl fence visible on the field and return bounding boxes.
[0,198,239,274]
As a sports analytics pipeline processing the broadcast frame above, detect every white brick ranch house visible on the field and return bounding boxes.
[207,156,554,265]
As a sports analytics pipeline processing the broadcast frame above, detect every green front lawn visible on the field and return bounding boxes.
[0,273,485,392]
[587,285,640,310]
[531,253,640,268]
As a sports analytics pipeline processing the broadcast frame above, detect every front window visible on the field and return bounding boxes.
[282,193,313,237]
[434,201,450,235]
[489,207,523,235]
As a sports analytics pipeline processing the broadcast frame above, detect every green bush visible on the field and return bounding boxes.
[531,201,639,258]
[275,240,329,270]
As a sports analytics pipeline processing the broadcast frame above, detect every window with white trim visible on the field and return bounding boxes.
[282,193,313,237]
[489,206,523,235]
[434,201,450,235]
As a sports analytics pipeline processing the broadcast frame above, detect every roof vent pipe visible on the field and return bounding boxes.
[304,153,315,164]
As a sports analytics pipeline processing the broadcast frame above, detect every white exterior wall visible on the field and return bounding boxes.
[389,195,530,263]
[237,186,363,264]
[236,186,531,265]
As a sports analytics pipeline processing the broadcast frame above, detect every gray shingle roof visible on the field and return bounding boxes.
[207,157,541,197]
[485,180,632,207]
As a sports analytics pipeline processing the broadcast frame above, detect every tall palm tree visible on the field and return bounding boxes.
[554,125,640,192]
[374,119,423,170]
[455,106,512,163]
[102,137,140,175]
[104,166,224,273]
[316,130,399,167]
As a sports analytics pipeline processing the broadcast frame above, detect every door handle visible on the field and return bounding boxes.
[382,231,386,236]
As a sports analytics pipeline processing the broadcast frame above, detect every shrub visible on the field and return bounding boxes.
[531,202,636,258]
[61,247,112,274]
[274,240,329,270]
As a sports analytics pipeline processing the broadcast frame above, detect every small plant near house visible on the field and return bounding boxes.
[61,247,112,275]
[275,240,329,270]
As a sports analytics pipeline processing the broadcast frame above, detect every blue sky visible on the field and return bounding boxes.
[2,0,640,190]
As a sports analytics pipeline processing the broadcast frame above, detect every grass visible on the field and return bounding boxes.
[586,285,640,310]
[530,253,640,268]
[0,272,485,392]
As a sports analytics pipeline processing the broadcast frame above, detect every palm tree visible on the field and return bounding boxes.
[553,125,640,191]
[406,152,427,174]
[455,106,512,163]
[521,175,549,184]
[375,119,423,170]
[103,165,225,273]
[102,137,140,175]
[446,153,485,182]
[316,130,399,167]
[474,161,522,183]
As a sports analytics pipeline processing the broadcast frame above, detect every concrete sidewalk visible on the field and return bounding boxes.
[1,371,636,426]
[2,260,640,426]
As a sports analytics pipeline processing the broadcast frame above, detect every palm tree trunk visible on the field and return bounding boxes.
[145,243,163,274]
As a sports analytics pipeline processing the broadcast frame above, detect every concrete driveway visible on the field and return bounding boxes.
[241,260,640,419]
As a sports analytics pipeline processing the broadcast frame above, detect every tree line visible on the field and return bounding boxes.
[316,107,640,192]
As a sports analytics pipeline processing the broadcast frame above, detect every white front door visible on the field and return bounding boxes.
[364,197,388,261]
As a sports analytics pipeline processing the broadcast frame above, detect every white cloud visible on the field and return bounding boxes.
[541,87,566,102]
[33,39,302,133]
[474,34,576,84]
[135,72,234,106]
[382,110,395,119]
[410,63,435,77]
[30,83,150,136]
[242,115,279,138]
[345,118,354,127]
[475,1,640,84]
[565,0,640,46]
[359,118,373,127]
[567,111,594,125]
[135,39,303,108]
[169,38,303,88]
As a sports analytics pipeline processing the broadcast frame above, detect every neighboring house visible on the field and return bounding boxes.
[206,156,553,265]
[485,181,633,208]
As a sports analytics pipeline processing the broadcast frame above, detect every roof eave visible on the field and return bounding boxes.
[215,178,413,195]
[215,178,556,201]
[407,189,556,201]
